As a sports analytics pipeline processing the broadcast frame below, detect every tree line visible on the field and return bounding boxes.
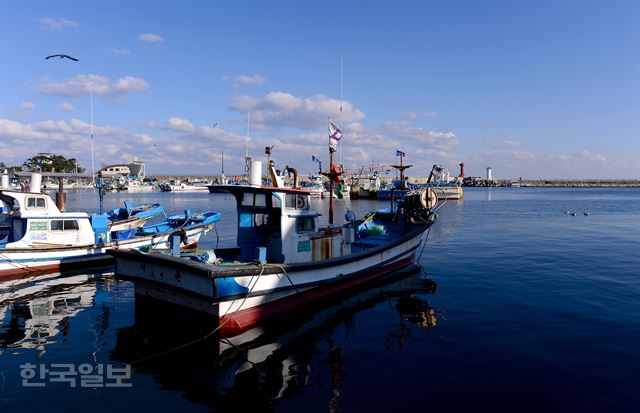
[0,154,85,173]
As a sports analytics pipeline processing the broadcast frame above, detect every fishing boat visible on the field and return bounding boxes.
[421,164,464,200]
[118,177,156,192]
[107,200,164,234]
[375,151,416,200]
[0,176,219,280]
[158,179,211,192]
[110,155,441,338]
[300,174,325,199]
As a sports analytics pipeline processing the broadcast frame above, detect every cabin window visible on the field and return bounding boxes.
[26,197,46,209]
[254,193,266,207]
[295,217,315,233]
[50,220,79,231]
[286,194,309,210]
[242,193,267,208]
[272,195,281,209]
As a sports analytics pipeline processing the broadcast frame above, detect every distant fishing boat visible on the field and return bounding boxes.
[118,177,156,192]
[421,164,463,200]
[158,179,211,192]
[0,177,219,280]
[110,156,441,337]
[375,150,415,200]
[299,174,325,199]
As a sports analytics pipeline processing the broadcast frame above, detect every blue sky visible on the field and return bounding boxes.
[1,0,638,178]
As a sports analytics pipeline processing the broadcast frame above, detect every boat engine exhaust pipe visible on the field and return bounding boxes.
[249,160,262,187]
[285,167,299,188]
[1,169,9,189]
[30,172,42,193]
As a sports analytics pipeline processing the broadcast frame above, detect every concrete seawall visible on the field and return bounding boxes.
[153,175,640,188]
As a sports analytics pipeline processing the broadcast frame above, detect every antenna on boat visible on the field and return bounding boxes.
[90,91,95,185]
[244,112,251,177]
[339,55,343,167]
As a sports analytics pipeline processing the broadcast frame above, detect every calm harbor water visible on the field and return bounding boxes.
[1,187,639,412]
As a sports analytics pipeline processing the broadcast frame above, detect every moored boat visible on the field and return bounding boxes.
[0,186,219,281]
[110,159,441,337]
[421,164,464,200]
[159,179,211,192]
[107,200,164,234]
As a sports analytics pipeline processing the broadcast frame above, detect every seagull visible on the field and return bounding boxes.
[45,54,79,61]
[570,212,576,216]
[584,212,591,216]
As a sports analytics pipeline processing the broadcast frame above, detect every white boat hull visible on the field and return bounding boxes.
[112,228,425,337]
[0,227,205,281]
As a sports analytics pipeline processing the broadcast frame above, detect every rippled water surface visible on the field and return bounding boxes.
[1,188,639,412]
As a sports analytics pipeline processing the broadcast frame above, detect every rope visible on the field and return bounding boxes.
[416,225,432,262]
[130,263,267,364]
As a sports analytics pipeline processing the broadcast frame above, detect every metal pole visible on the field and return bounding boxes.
[91,92,95,184]
[329,151,334,225]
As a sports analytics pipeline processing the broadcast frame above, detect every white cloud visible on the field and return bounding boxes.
[36,17,79,32]
[56,102,76,112]
[105,48,131,56]
[20,101,36,111]
[265,92,302,110]
[229,91,365,131]
[36,74,149,99]
[576,149,607,165]
[481,150,535,161]
[145,116,195,133]
[423,112,438,118]
[502,140,520,147]
[547,153,569,162]
[112,76,149,94]
[138,33,164,43]
[224,74,266,85]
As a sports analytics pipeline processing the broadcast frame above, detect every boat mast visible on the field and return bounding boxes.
[245,112,250,179]
[90,92,95,184]
[339,55,343,168]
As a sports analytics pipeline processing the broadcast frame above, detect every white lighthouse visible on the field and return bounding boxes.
[486,166,493,181]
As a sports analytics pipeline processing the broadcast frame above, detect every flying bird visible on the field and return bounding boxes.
[45,54,79,61]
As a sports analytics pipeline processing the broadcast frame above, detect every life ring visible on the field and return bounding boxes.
[180,184,185,190]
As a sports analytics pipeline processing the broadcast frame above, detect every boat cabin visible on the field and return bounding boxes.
[208,185,353,264]
[0,190,108,248]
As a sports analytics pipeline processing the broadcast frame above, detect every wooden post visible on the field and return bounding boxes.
[55,177,66,212]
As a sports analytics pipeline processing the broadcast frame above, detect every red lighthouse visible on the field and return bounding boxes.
[459,162,465,177]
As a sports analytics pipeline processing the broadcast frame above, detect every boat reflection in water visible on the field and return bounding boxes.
[0,272,108,355]
[111,265,439,410]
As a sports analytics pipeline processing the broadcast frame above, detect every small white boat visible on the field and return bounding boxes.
[119,177,156,192]
[159,179,211,192]
[0,185,219,281]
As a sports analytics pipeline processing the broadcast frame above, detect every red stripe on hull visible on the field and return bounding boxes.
[0,256,113,282]
[219,252,416,337]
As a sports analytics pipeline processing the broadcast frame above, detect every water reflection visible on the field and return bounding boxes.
[0,273,107,355]
[111,266,439,410]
